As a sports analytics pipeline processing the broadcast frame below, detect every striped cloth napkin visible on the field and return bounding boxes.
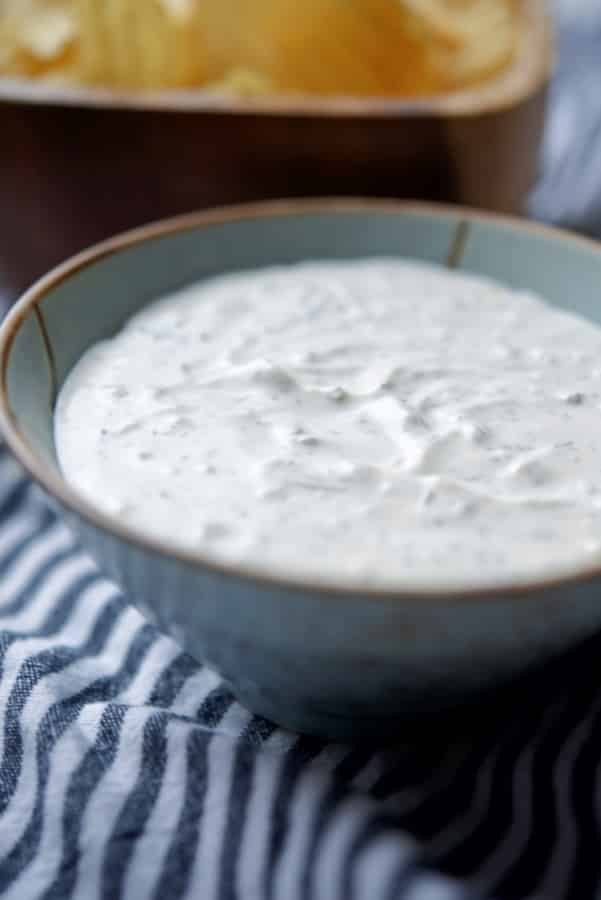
[2,3,601,898]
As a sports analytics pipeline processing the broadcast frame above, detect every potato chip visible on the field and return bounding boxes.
[18,8,74,59]
[0,3,75,77]
[74,0,207,88]
[207,67,274,97]
[0,0,519,96]
[403,0,517,81]
[204,1,426,94]
[196,0,517,96]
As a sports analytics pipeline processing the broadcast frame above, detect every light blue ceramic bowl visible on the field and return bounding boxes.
[2,200,601,741]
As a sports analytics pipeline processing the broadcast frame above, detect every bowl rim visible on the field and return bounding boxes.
[2,196,601,603]
[0,0,552,119]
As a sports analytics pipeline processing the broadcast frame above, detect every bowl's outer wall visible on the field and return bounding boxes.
[0,81,546,300]
[67,502,601,740]
[6,205,601,739]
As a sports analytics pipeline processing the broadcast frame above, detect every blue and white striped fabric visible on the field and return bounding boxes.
[2,3,601,898]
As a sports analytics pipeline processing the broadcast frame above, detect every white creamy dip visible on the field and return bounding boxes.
[55,259,601,587]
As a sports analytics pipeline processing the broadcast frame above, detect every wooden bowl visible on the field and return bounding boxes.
[0,0,552,300]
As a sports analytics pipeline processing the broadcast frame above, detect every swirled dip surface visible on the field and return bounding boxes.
[55,260,601,587]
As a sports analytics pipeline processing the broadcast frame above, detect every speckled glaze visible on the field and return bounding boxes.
[3,200,601,741]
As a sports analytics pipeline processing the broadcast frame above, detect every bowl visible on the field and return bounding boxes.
[0,0,552,301]
[3,198,600,742]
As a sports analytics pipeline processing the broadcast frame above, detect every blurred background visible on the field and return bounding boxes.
[531,0,601,231]
[0,0,599,306]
